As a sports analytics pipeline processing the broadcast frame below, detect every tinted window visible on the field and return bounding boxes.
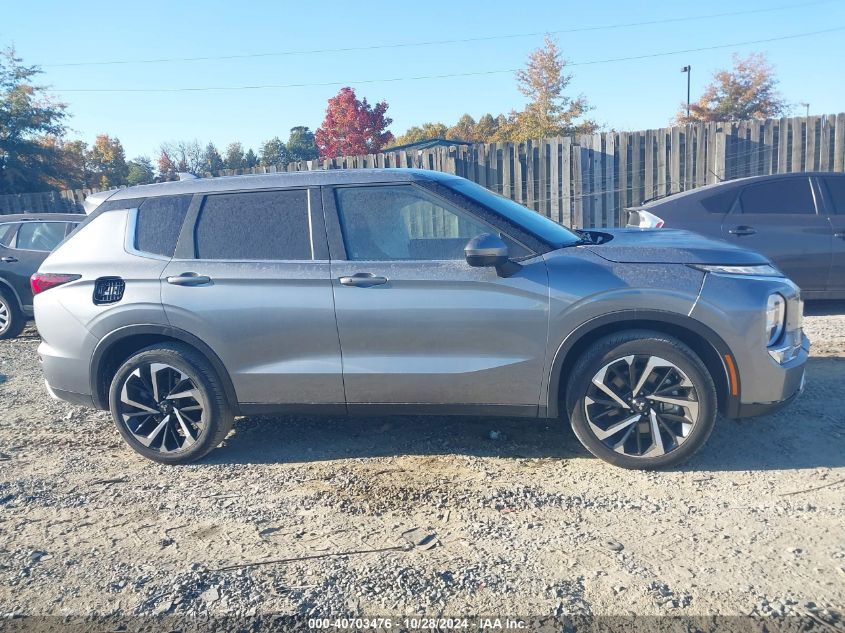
[136,195,191,257]
[701,188,738,213]
[336,185,515,261]
[15,222,67,251]
[0,223,16,246]
[739,179,815,214]
[195,190,311,260]
[822,177,845,214]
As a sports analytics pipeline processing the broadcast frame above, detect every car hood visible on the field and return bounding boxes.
[580,228,770,265]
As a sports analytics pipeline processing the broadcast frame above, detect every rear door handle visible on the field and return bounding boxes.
[835,232,845,240]
[728,226,756,236]
[166,272,212,286]
[339,273,388,288]
[0,256,17,263]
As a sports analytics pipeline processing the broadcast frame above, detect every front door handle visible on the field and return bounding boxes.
[339,273,388,288]
[0,256,17,263]
[166,272,212,286]
[728,226,756,236]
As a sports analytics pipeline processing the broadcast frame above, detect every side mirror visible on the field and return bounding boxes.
[464,233,522,278]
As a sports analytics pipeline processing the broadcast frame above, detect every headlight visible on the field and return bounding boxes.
[765,293,786,346]
[689,264,783,276]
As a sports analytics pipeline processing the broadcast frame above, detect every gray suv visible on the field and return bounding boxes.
[34,169,809,469]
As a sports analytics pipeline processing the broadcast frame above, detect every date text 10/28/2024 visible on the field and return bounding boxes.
[308,618,527,630]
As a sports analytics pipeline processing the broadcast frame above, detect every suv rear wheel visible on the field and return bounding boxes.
[108,343,234,464]
[566,330,717,469]
[0,290,25,340]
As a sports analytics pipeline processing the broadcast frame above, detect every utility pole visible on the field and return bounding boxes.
[800,102,810,117]
[681,66,691,119]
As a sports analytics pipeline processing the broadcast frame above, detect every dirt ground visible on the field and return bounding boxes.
[0,306,843,624]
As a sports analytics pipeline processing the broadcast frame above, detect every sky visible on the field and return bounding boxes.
[4,0,845,160]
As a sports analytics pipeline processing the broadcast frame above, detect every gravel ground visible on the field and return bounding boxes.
[0,307,843,624]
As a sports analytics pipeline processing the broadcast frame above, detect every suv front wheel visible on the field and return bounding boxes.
[108,343,234,464]
[566,330,717,469]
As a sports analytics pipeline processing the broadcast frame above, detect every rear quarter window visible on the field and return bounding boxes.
[700,188,738,213]
[194,189,312,260]
[135,195,192,257]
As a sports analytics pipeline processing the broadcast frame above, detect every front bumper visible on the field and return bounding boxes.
[733,334,808,418]
[690,273,809,419]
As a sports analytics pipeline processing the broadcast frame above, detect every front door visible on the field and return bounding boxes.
[325,183,550,413]
[161,188,345,407]
[720,176,832,292]
[819,175,845,294]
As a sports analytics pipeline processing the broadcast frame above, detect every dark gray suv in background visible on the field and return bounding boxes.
[628,172,845,300]
[33,170,808,469]
[0,213,81,339]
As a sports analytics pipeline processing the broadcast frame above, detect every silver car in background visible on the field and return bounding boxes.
[33,169,809,469]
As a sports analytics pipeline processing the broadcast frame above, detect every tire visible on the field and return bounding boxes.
[566,330,717,470]
[0,290,25,340]
[108,343,234,465]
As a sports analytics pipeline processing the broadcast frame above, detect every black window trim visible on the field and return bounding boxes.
[171,187,328,263]
[322,181,538,262]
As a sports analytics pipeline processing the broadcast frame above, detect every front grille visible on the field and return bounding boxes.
[93,277,125,305]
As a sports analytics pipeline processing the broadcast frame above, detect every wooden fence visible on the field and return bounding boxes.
[4,113,845,227]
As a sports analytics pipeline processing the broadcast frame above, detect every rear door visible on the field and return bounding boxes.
[0,220,70,311]
[325,183,550,413]
[720,177,832,292]
[818,175,845,293]
[160,188,345,408]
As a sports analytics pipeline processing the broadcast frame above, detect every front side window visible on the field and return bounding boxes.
[135,195,191,257]
[194,190,311,260]
[14,222,68,252]
[335,185,519,261]
[739,179,815,215]
[822,177,845,214]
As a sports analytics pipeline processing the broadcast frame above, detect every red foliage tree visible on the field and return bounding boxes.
[316,87,393,158]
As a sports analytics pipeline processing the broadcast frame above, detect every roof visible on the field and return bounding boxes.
[0,213,85,222]
[386,138,473,152]
[107,168,456,202]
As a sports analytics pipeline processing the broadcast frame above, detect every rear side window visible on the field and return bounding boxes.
[738,179,815,214]
[822,177,845,214]
[135,195,191,257]
[15,222,68,251]
[194,190,311,260]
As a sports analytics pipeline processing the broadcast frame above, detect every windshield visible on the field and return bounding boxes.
[446,178,583,248]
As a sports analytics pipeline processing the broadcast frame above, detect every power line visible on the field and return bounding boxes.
[51,26,845,94]
[42,0,834,68]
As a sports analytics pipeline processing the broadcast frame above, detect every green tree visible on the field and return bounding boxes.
[224,142,245,170]
[473,113,500,142]
[447,114,477,141]
[679,53,788,123]
[126,156,155,185]
[244,148,258,168]
[203,142,224,173]
[390,122,450,147]
[286,126,318,162]
[510,35,594,141]
[0,48,69,193]
[259,137,288,166]
[87,134,128,188]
